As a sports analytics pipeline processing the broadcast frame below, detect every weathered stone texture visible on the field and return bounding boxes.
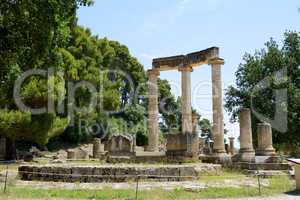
[93,138,104,158]
[106,134,134,156]
[18,164,223,182]
[147,69,160,152]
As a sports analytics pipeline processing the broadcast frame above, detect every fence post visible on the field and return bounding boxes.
[257,171,261,196]
[135,175,139,200]
[3,165,8,193]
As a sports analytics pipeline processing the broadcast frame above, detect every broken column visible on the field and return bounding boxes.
[93,138,104,158]
[147,69,160,152]
[209,58,226,155]
[256,123,276,156]
[179,65,193,135]
[239,108,255,162]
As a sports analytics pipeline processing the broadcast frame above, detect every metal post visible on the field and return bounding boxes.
[135,175,139,200]
[257,171,261,196]
[3,165,8,193]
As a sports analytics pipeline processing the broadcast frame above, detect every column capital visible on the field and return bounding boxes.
[208,57,225,65]
[228,137,235,141]
[147,69,160,76]
[178,65,193,72]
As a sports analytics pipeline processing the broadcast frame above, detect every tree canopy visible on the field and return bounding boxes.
[0,1,184,148]
[225,31,300,154]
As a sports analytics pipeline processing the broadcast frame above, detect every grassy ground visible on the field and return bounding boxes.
[0,176,295,200]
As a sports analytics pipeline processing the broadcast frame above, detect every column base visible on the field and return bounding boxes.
[256,148,276,156]
[146,147,159,152]
[208,153,231,165]
[236,149,255,163]
[213,149,227,154]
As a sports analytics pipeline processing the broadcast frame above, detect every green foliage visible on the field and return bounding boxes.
[199,118,212,141]
[225,31,300,152]
[0,109,69,145]
[0,0,179,147]
[158,79,181,133]
[0,0,92,144]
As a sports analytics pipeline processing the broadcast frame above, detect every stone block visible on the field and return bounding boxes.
[166,133,199,158]
[106,134,134,156]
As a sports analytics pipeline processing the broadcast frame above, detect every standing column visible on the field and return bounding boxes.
[179,66,193,135]
[239,108,255,162]
[147,69,160,152]
[256,123,276,156]
[209,58,226,154]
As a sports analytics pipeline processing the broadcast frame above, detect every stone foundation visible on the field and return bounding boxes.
[18,163,221,183]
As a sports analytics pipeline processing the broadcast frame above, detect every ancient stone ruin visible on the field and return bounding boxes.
[105,134,134,156]
[148,47,227,161]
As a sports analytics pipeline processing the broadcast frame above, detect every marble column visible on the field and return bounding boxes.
[228,137,235,155]
[239,108,255,162]
[256,123,276,156]
[209,58,226,154]
[147,69,160,152]
[179,66,193,135]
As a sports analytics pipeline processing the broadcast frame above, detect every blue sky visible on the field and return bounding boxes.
[78,0,300,140]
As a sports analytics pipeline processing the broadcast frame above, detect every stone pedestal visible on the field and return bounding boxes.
[228,137,235,155]
[179,66,193,135]
[93,138,104,158]
[0,136,6,160]
[147,69,160,152]
[209,58,226,155]
[256,123,276,156]
[238,108,255,162]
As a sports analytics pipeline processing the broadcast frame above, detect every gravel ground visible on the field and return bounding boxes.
[15,178,269,191]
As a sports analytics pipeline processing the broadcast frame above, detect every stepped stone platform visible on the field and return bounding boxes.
[18,163,221,183]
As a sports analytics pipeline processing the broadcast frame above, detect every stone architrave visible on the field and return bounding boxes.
[209,58,226,155]
[228,137,235,155]
[256,123,276,156]
[93,138,104,158]
[238,108,255,162]
[147,69,160,152]
[179,66,193,135]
